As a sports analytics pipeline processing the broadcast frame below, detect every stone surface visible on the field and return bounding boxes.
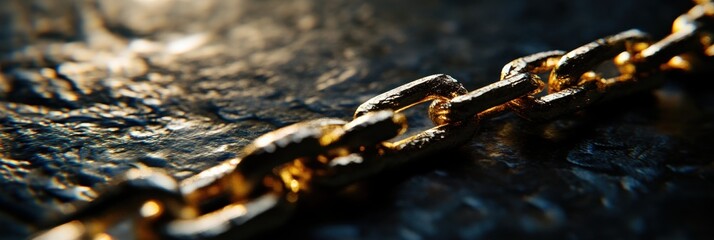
[1,0,712,239]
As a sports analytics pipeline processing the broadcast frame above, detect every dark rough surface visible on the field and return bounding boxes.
[1,0,713,239]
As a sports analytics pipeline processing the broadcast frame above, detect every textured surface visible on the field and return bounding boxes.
[1,0,713,239]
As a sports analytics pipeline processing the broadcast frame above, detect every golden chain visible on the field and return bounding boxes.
[33,2,714,240]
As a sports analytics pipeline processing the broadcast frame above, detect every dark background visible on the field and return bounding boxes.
[1,0,712,239]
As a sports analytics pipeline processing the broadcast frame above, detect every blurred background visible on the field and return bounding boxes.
[1,0,712,239]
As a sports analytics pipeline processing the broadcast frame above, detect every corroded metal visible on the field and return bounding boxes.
[502,30,663,121]
[509,81,602,121]
[332,110,407,151]
[446,73,541,122]
[353,74,468,120]
[311,110,409,187]
[548,29,651,92]
[163,190,293,240]
[34,168,184,240]
[501,50,565,80]
[235,118,346,190]
[499,50,602,121]
[635,2,714,71]
[31,2,714,240]
[384,118,479,168]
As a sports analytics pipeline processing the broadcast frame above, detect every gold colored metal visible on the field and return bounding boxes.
[354,74,468,125]
[278,159,312,195]
[94,233,112,240]
[235,118,347,188]
[309,110,408,186]
[509,81,602,121]
[383,118,479,168]
[180,159,239,214]
[34,221,85,240]
[548,29,651,92]
[638,26,702,71]
[352,74,469,135]
[33,2,714,240]
[140,200,163,218]
[637,2,713,71]
[498,50,601,121]
[501,50,565,81]
[163,191,292,240]
[332,110,408,151]
[499,50,566,120]
[428,99,452,125]
[33,168,183,240]
[446,73,541,122]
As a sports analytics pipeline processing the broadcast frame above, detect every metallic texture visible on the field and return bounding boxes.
[501,50,566,80]
[235,118,346,190]
[36,168,184,240]
[637,3,714,71]
[499,50,604,121]
[509,81,602,121]
[446,73,541,122]
[548,29,651,92]
[354,74,468,121]
[31,2,714,240]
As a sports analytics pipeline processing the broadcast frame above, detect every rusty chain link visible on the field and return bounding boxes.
[33,2,714,239]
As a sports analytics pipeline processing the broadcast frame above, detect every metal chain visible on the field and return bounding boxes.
[33,2,714,240]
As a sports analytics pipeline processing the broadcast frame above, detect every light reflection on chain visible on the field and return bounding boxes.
[33,2,714,240]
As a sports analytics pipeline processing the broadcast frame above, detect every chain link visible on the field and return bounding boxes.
[33,2,714,239]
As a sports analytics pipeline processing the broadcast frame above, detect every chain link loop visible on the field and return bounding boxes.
[33,2,714,239]
[549,29,652,92]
